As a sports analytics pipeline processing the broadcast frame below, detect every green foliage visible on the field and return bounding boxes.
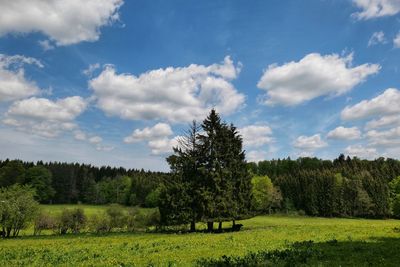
[160,110,253,229]
[55,208,86,234]
[105,204,127,230]
[0,184,39,238]
[33,211,56,235]
[145,187,161,208]
[25,166,55,203]
[251,175,283,213]
[0,160,25,187]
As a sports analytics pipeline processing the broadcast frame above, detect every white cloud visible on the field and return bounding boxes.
[89,56,245,123]
[0,126,166,171]
[345,144,378,159]
[148,136,180,155]
[327,126,361,140]
[365,114,400,129]
[124,123,178,155]
[352,0,400,20]
[239,125,273,148]
[73,130,87,141]
[257,53,380,106]
[366,126,400,146]
[293,134,327,150]
[3,96,87,138]
[124,123,173,143]
[394,32,400,48]
[83,63,101,77]
[38,40,55,51]
[246,150,268,162]
[368,31,387,46]
[341,88,400,120]
[0,54,43,102]
[89,136,103,144]
[0,0,123,46]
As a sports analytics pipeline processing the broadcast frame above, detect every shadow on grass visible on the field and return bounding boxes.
[197,236,400,266]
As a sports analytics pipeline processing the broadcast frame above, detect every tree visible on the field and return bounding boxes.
[0,160,25,187]
[251,175,282,213]
[161,121,202,231]
[25,166,55,203]
[160,110,253,231]
[0,184,39,238]
[389,176,400,217]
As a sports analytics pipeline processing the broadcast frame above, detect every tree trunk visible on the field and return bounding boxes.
[218,221,222,231]
[190,221,196,232]
[207,221,214,232]
[232,220,236,229]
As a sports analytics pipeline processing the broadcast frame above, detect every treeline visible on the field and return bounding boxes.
[248,155,400,218]
[0,159,168,207]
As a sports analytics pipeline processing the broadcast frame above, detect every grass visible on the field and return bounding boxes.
[0,205,399,266]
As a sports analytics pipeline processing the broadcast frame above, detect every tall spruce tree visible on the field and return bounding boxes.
[160,110,253,231]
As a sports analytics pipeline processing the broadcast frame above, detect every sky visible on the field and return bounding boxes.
[0,0,400,171]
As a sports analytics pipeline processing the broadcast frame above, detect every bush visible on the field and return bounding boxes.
[126,208,138,232]
[88,214,111,233]
[55,208,86,234]
[33,212,56,235]
[0,184,39,238]
[145,188,161,208]
[134,209,160,230]
[106,204,127,230]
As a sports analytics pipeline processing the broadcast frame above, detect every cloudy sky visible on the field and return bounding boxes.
[0,0,400,170]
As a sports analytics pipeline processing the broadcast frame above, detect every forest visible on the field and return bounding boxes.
[1,110,400,225]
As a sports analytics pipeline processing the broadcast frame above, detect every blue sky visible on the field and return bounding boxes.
[0,0,400,170]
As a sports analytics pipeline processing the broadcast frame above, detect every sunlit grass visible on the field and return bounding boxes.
[1,205,399,266]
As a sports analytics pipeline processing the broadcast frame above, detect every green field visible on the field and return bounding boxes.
[0,205,400,266]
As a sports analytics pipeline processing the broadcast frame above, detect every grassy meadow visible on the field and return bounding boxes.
[0,205,400,266]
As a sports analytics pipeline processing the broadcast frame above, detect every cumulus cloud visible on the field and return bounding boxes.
[89,56,245,123]
[124,123,173,143]
[293,134,327,150]
[352,0,400,20]
[3,96,87,138]
[365,115,400,129]
[0,0,123,46]
[124,123,179,155]
[239,125,273,148]
[327,126,361,140]
[83,63,101,77]
[148,136,180,155]
[89,136,103,144]
[366,126,400,146]
[257,53,380,106]
[394,32,400,48]
[73,130,87,141]
[345,144,378,159]
[38,40,55,51]
[368,31,387,46]
[246,150,268,162]
[0,54,43,102]
[341,88,400,120]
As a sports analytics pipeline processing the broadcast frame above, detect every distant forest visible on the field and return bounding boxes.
[1,154,400,219]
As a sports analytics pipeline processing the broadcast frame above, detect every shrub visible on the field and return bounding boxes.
[55,208,86,234]
[134,209,160,230]
[33,212,56,235]
[106,204,127,230]
[0,184,39,238]
[145,188,161,208]
[89,214,111,233]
